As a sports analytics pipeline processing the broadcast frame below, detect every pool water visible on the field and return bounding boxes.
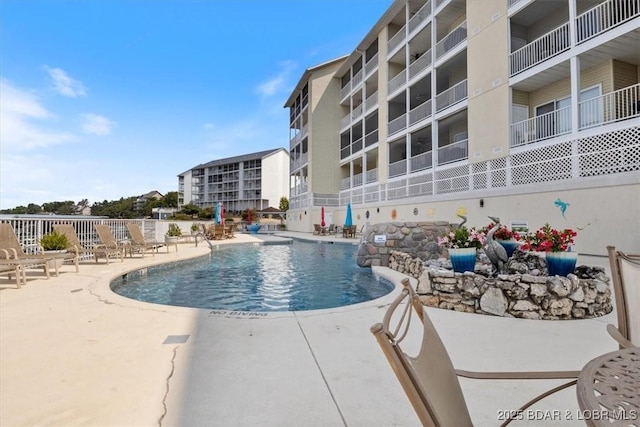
[110,241,394,312]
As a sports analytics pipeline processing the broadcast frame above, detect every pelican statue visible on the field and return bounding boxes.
[457,214,467,229]
[484,215,508,276]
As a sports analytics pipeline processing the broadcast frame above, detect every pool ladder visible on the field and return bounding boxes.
[193,232,214,251]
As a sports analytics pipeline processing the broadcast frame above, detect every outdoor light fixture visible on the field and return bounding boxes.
[480,199,484,208]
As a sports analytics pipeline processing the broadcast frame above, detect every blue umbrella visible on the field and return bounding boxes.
[345,203,353,227]
[214,202,221,224]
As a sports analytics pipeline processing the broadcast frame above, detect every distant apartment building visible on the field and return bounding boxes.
[285,0,640,254]
[134,190,163,211]
[178,148,290,212]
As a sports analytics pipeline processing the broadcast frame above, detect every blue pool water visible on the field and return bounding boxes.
[110,241,394,312]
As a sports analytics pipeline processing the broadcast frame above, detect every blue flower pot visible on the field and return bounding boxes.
[247,224,262,234]
[448,248,477,273]
[497,240,518,257]
[546,251,578,277]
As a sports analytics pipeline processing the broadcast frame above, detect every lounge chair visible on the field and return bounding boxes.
[94,225,127,262]
[0,259,26,288]
[54,224,122,264]
[125,223,161,257]
[0,223,64,278]
[606,245,640,348]
[370,278,579,426]
[213,224,226,240]
[313,224,322,235]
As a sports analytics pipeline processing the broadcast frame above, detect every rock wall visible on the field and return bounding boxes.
[389,250,612,320]
[356,221,450,267]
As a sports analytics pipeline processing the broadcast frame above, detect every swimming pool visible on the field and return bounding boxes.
[110,241,394,312]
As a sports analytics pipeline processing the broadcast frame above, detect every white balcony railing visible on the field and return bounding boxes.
[352,173,363,187]
[388,159,407,178]
[388,69,407,94]
[365,168,378,183]
[365,53,379,76]
[510,106,572,147]
[510,22,570,76]
[579,83,640,130]
[387,24,407,54]
[409,48,432,79]
[409,0,432,34]
[340,177,351,190]
[435,80,467,112]
[410,150,433,172]
[435,21,467,59]
[352,103,364,120]
[340,82,351,100]
[365,91,378,112]
[352,69,364,88]
[409,101,433,126]
[576,0,640,44]
[388,114,407,136]
[341,113,351,129]
[437,139,468,165]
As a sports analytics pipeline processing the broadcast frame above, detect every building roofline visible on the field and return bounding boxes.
[283,55,349,107]
[177,148,288,176]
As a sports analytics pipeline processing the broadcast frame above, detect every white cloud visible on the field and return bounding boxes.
[45,66,87,97]
[81,113,115,136]
[0,79,75,151]
[256,61,296,97]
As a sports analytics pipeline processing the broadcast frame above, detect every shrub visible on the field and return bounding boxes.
[40,230,69,251]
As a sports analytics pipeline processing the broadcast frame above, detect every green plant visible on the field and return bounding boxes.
[166,223,183,237]
[190,223,199,232]
[40,230,69,251]
[437,226,486,249]
[516,223,576,252]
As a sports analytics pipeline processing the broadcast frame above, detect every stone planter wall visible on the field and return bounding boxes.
[389,250,613,320]
[356,221,450,267]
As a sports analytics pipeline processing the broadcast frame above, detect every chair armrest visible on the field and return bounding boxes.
[606,324,635,349]
[455,369,579,380]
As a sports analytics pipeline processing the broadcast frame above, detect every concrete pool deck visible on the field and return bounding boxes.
[0,232,619,426]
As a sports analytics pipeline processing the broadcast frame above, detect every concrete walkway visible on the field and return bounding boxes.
[0,232,618,426]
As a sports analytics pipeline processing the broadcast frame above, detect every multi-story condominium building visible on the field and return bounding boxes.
[285,0,640,255]
[178,148,290,213]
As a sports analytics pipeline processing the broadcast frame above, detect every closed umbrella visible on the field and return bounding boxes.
[321,207,326,228]
[220,202,225,224]
[345,203,353,227]
[214,202,221,224]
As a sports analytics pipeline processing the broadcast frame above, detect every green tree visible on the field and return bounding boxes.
[162,191,178,208]
[181,203,201,217]
[278,196,289,212]
[26,203,42,214]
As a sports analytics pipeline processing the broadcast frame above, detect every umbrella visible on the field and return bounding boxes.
[321,207,326,228]
[345,203,353,227]
[220,202,225,224]
[214,202,221,224]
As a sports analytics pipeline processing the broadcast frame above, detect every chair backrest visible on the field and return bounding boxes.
[126,223,146,244]
[0,223,27,257]
[607,245,640,346]
[94,224,118,248]
[53,224,83,250]
[370,279,473,426]
[314,224,322,232]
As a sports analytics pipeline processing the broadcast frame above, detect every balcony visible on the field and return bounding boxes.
[352,173,363,187]
[340,177,351,190]
[409,48,432,79]
[510,106,572,147]
[576,0,640,44]
[388,69,407,95]
[353,103,364,120]
[365,53,379,76]
[509,23,570,76]
[352,137,363,154]
[290,152,308,171]
[365,129,379,147]
[387,24,407,55]
[340,82,351,100]
[388,159,407,178]
[352,69,364,89]
[579,83,640,130]
[435,21,467,59]
[410,150,433,172]
[365,168,378,183]
[341,113,351,129]
[409,101,433,126]
[341,146,350,160]
[388,114,407,136]
[365,91,378,112]
[436,80,467,112]
[409,0,432,34]
[438,139,468,165]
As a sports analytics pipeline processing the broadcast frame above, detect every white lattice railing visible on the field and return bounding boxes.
[340,177,350,190]
[576,0,640,44]
[313,193,340,207]
[579,83,640,130]
[340,82,351,100]
[352,173,363,187]
[436,79,467,112]
[410,150,433,172]
[508,0,525,8]
[436,21,467,59]
[290,193,310,209]
[409,0,432,33]
[387,24,407,54]
[352,69,363,89]
[388,113,407,136]
[510,22,570,76]
[409,101,433,126]
[366,168,378,183]
[388,159,407,178]
[510,106,572,147]
[352,103,364,120]
[388,69,407,94]
[409,49,432,79]
[438,139,468,165]
[366,91,378,112]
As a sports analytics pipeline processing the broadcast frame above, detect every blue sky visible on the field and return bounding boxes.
[0,0,391,209]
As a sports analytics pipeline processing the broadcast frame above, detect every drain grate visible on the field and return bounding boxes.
[162,335,190,344]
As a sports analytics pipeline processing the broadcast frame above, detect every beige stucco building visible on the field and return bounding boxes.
[285,0,640,255]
